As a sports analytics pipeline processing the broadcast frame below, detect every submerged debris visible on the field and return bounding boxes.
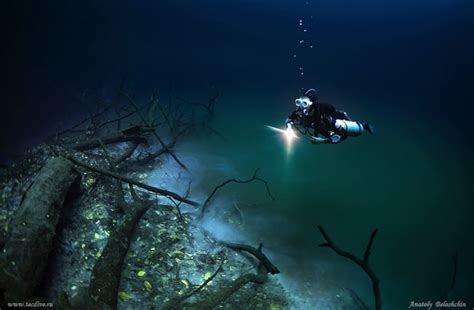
[0,88,289,309]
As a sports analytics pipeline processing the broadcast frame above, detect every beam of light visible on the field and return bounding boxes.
[266,125,298,154]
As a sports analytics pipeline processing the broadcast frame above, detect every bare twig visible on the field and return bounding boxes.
[163,265,223,309]
[120,90,188,170]
[174,180,192,221]
[96,110,136,130]
[317,226,381,310]
[98,138,117,172]
[187,264,222,296]
[173,88,218,117]
[199,168,274,219]
[55,101,115,136]
[203,124,227,141]
[173,96,213,115]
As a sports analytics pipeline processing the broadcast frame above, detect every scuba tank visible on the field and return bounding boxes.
[334,119,365,137]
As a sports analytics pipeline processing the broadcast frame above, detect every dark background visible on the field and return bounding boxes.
[3,0,474,158]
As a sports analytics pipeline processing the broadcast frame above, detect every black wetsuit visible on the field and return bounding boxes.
[288,101,349,138]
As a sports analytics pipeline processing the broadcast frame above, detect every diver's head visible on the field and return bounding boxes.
[295,96,312,110]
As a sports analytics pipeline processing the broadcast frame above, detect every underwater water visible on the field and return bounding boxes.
[3,0,474,309]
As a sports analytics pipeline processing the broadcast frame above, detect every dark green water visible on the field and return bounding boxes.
[191,91,474,308]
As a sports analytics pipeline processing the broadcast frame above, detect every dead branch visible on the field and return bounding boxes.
[138,125,190,163]
[208,87,219,117]
[173,88,218,117]
[180,243,276,309]
[95,109,136,130]
[53,84,156,139]
[199,168,274,219]
[98,138,117,172]
[71,125,151,151]
[443,251,458,300]
[317,226,381,310]
[173,180,192,221]
[155,96,173,131]
[55,101,115,136]
[113,142,140,166]
[163,265,222,310]
[173,96,212,115]
[97,134,139,168]
[203,123,227,141]
[120,90,188,170]
[65,154,200,207]
[222,242,280,275]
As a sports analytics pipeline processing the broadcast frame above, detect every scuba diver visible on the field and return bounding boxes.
[286,89,374,144]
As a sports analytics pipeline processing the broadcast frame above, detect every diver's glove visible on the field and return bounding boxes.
[286,118,293,130]
[311,136,330,144]
[330,134,341,144]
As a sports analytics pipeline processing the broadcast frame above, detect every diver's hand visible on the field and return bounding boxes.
[311,136,329,144]
[330,134,341,144]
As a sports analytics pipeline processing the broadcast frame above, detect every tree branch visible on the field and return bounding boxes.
[199,168,274,219]
[363,229,378,266]
[179,243,276,309]
[65,155,200,207]
[114,142,140,166]
[222,242,280,275]
[70,125,151,151]
[317,226,381,310]
[119,90,188,170]
[163,265,223,309]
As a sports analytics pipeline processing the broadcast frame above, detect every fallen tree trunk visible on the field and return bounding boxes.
[71,125,151,151]
[0,157,81,301]
[88,184,149,310]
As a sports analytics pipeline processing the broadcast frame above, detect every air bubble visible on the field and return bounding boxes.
[299,40,304,44]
